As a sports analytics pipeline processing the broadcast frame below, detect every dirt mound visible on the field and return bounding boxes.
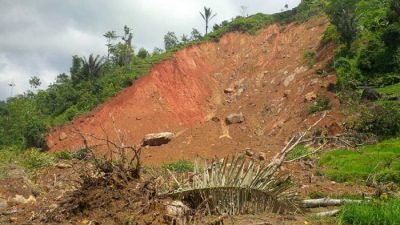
[48,17,342,165]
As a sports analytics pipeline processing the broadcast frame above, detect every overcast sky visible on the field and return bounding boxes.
[0,0,301,100]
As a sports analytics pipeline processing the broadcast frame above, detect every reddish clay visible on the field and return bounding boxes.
[48,17,343,165]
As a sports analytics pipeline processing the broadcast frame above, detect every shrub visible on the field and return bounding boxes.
[339,199,400,225]
[349,103,400,138]
[304,50,316,68]
[309,96,331,114]
[162,160,194,173]
[322,24,340,44]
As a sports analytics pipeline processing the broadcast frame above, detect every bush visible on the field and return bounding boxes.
[349,103,400,138]
[339,199,400,225]
[309,96,331,114]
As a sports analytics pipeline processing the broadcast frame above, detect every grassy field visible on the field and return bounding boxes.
[377,83,400,96]
[318,138,400,184]
[339,199,400,225]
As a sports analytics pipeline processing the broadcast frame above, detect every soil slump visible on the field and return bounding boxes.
[48,18,342,165]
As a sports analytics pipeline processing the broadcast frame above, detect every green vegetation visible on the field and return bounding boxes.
[162,160,194,173]
[339,199,400,225]
[347,103,400,138]
[377,82,400,96]
[286,145,310,161]
[318,138,400,183]
[0,147,77,176]
[309,96,331,114]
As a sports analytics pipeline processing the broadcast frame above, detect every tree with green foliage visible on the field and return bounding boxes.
[200,6,217,35]
[152,47,163,55]
[29,76,41,89]
[137,48,149,59]
[190,28,202,41]
[181,34,189,43]
[326,0,359,47]
[164,31,179,50]
[103,31,117,62]
[81,54,104,81]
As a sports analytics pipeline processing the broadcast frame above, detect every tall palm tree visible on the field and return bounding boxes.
[81,54,104,80]
[200,6,217,35]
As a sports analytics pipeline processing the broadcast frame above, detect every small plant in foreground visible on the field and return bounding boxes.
[286,145,310,161]
[309,96,331,114]
[162,160,194,173]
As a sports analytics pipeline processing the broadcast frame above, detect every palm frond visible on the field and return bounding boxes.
[160,156,301,215]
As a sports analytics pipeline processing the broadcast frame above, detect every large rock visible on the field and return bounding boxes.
[225,113,245,125]
[143,132,175,146]
[361,88,381,101]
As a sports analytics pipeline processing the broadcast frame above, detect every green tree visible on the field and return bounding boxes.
[152,47,163,55]
[181,34,189,43]
[326,0,359,46]
[81,54,104,81]
[200,6,217,35]
[190,28,202,41]
[103,31,117,62]
[164,32,179,50]
[137,47,149,59]
[29,76,41,89]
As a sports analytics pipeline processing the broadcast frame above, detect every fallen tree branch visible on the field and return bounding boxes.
[315,209,341,217]
[302,198,363,208]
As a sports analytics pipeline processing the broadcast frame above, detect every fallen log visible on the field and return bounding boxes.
[302,198,363,208]
[315,209,341,217]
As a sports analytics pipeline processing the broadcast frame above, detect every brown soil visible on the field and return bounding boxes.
[47,17,343,166]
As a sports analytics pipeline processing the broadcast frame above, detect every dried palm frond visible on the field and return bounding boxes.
[160,155,300,215]
[160,113,328,216]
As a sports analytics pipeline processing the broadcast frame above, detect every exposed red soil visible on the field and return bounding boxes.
[48,17,343,165]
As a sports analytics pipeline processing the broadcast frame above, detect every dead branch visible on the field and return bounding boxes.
[302,198,363,208]
[314,209,341,217]
[265,112,327,177]
[285,143,327,163]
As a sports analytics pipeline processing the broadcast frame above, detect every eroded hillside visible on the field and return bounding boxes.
[48,17,342,165]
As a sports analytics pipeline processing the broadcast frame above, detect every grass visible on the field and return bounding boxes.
[162,160,194,173]
[286,145,310,161]
[0,147,79,177]
[318,138,400,184]
[377,82,400,96]
[339,199,400,225]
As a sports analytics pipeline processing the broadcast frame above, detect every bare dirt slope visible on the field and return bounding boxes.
[48,17,342,165]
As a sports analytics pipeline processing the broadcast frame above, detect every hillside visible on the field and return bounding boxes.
[47,17,342,164]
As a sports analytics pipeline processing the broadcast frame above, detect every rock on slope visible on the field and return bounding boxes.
[47,17,342,165]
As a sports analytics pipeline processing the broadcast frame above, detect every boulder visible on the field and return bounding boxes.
[224,88,234,94]
[245,148,254,157]
[304,92,317,102]
[361,88,381,101]
[225,113,245,125]
[143,132,175,146]
[59,132,68,141]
